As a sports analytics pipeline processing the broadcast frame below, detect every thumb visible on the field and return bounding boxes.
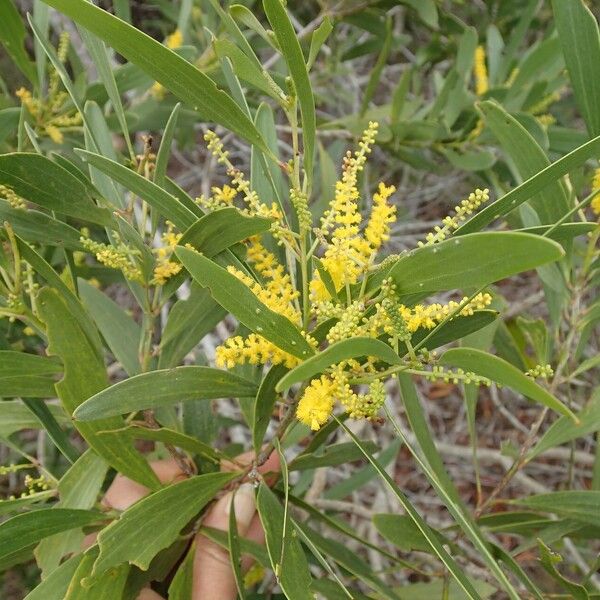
[193,483,256,600]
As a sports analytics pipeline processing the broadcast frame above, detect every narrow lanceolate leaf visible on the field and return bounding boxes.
[93,472,236,576]
[24,554,84,600]
[529,390,600,459]
[76,150,197,230]
[263,0,316,181]
[0,201,84,250]
[38,0,269,152]
[73,366,258,421]
[456,134,600,234]
[180,208,272,257]
[479,101,570,223]
[389,232,563,295]
[37,287,160,490]
[336,419,481,599]
[440,348,577,421]
[0,351,61,398]
[0,154,111,225]
[276,338,401,392]
[0,509,102,562]
[253,364,287,453]
[552,0,600,137]
[79,280,142,377]
[257,484,313,600]
[290,441,378,471]
[0,0,37,83]
[176,246,314,359]
[512,491,600,527]
[64,547,129,600]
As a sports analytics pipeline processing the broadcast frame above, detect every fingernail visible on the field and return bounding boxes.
[226,482,256,530]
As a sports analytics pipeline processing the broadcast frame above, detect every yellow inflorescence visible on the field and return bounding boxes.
[81,236,143,282]
[203,130,283,223]
[474,45,488,96]
[310,122,398,300]
[215,240,305,369]
[296,375,337,430]
[591,168,600,216]
[418,188,489,246]
[152,222,183,285]
[0,185,26,210]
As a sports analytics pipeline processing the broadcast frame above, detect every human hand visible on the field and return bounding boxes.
[94,450,279,600]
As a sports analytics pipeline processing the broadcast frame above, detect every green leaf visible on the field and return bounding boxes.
[65,547,129,600]
[0,509,101,562]
[76,150,197,230]
[168,543,196,600]
[228,492,246,600]
[39,0,269,152]
[23,399,79,464]
[35,450,108,577]
[24,554,84,600]
[180,207,272,256]
[0,0,37,83]
[93,472,236,575]
[154,103,181,191]
[538,540,589,600]
[257,483,313,600]
[158,283,227,369]
[37,287,160,489]
[100,424,221,464]
[394,375,521,599]
[456,134,600,234]
[0,201,84,251]
[552,0,600,137]
[440,348,577,421]
[389,232,563,295]
[373,514,446,553]
[176,246,314,359]
[0,351,61,398]
[290,441,378,471]
[253,364,287,453]
[0,153,112,226]
[79,279,142,377]
[264,0,316,182]
[530,390,600,459]
[307,16,332,70]
[0,400,67,437]
[336,419,482,599]
[513,491,600,527]
[73,366,258,421]
[276,338,401,391]
[478,101,570,223]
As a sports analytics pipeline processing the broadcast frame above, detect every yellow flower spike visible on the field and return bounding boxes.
[0,185,26,210]
[418,188,489,247]
[166,29,184,50]
[297,375,336,430]
[474,45,488,96]
[362,182,397,255]
[211,184,237,205]
[80,236,143,282]
[592,168,600,216]
[152,222,183,285]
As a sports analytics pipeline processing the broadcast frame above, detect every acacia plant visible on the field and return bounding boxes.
[0,0,599,598]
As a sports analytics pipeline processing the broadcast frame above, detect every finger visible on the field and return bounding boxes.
[240,513,265,572]
[221,448,280,477]
[103,459,186,511]
[136,588,164,600]
[193,483,256,600]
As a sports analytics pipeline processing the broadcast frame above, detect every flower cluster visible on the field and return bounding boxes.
[152,222,183,285]
[215,238,309,369]
[592,168,600,216]
[16,33,81,144]
[0,185,26,210]
[525,363,554,379]
[418,188,489,246]
[310,122,397,300]
[474,45,488,96]
[80,235,143,282]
